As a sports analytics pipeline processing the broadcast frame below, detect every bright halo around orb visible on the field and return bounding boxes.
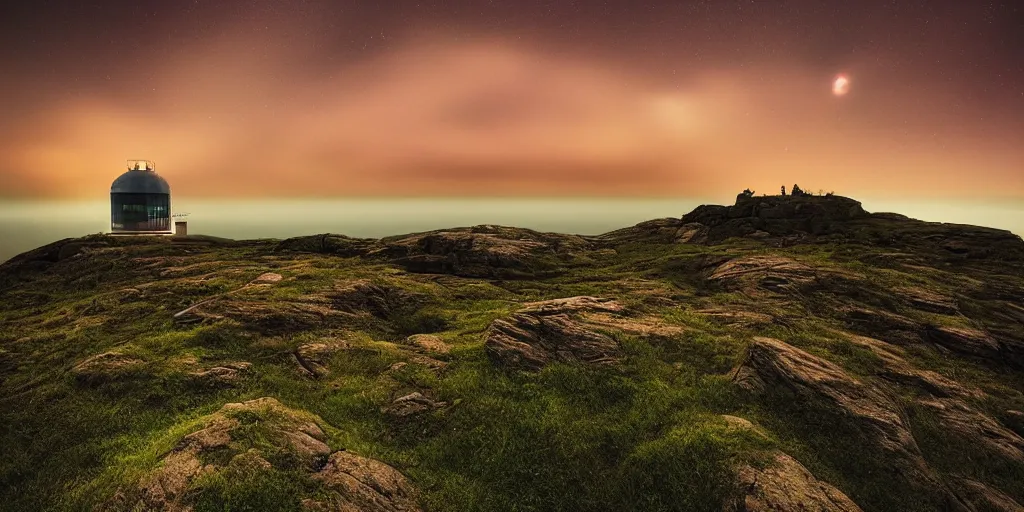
[832,74,850,96]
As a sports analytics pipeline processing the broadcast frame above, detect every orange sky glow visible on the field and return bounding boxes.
[1,5,1021,200]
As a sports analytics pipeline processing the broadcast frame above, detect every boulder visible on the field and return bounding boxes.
[676,222,710,243]
[136,450,207,512]
[211,397,332,461]
[487,314,618,371]
[728,452,864,512]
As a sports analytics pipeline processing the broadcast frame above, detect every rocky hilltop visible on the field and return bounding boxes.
[1,195,1023,511]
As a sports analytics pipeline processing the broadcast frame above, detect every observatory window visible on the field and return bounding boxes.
[112,193,170,232]
[122,204,147,223]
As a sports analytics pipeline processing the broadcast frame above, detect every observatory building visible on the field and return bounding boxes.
[110,159,172,233]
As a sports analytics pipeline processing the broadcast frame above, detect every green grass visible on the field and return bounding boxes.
[406,351,763,511]
[1,224,1022,511]
[190,464,317,512]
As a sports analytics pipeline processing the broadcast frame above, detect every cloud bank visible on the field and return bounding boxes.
[1,21,1021,199]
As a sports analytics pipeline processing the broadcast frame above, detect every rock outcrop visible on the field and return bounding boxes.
[72,352,146,384]
[129,398,331,511]
[305,451,422,512]
[294,338,350,378]
[275,234,378,257]
[382,392,448,418]
[377,225,590,278]
[187,361,252,387]
[720,415,864,511]
[845,335,1024,462]
[729,452,864,512]
[895,286,959,315]
[6,195,1024,512]
[596,218,709,245]
[697,308,775,327]
[484,296,689,371]
[836,306,923,345]
[708,256,819,293]
[737,334,1024,509]
[485,297,625,371]
[924,326,1001,360]
[844,334,980,399]
[403,334,452,354]
[734,337,954,504]
[951,479,1024,512]
[119,397,419,512]
[328,280,426,319]
[680,195,869,242]
[918,398,1024,463]
[174,297,339,334]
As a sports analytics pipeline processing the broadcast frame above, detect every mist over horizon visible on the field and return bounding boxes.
[2,195,1022,264]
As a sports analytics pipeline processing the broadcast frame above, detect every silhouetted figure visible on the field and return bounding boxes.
[792,184,805,196]
[781,185,786,196]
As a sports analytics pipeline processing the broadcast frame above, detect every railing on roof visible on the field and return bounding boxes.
[127,159,155,171]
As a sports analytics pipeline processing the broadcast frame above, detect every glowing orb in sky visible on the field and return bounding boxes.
[832,75,850,96]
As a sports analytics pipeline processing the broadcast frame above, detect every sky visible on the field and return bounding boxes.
[1,0,1022,200]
